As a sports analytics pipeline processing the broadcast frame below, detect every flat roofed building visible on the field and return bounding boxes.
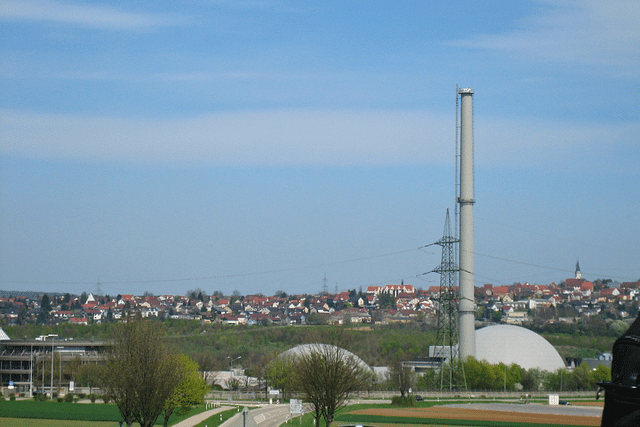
[0,332,107,395]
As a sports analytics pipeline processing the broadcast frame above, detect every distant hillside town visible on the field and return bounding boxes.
[2,267,639,328]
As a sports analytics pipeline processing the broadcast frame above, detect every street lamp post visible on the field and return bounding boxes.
[230,356,241,371]
[58,346,63,395]
[229,356,241,396]
[37,335,48,395]
[48,334,58,400]
[29,342,33,397]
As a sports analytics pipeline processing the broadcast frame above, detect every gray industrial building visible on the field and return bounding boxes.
[0,328,106,396]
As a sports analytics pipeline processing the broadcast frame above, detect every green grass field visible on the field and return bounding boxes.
[191,408,242,427]
[0,419,121,427]
[336,413,590,427]
[0,400,214,426]
[0,406,240,427]
[0,400,122,422]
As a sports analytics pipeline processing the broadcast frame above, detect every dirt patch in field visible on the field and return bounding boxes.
[350,407,601,426]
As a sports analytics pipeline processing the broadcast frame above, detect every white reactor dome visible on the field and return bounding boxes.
[279,344,370,370]
[475,325,565,371]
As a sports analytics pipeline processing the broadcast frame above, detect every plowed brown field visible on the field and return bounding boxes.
[349,406,601,426]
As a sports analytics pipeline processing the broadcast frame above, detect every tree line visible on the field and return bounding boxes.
[5,319,616,370]
[390,358,611,393]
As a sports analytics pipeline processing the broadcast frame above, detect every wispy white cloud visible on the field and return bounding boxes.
[207,0,283,11]
[475,114,639,168]
[1,109,637,167]
[0,109,452,166]
[0,0,183,30]
[449,0,640,75]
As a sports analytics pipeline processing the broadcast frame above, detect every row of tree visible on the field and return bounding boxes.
[393,358,611,393]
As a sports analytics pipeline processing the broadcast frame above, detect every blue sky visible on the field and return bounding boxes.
[1,0,638,297]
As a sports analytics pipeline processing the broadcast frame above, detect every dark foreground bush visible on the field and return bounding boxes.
[391,395,416,407]
[64,393,74,403]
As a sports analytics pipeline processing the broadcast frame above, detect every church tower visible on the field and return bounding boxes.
[575,260,582,280]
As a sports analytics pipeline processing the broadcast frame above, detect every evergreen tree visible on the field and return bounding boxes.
[41,294,51,312]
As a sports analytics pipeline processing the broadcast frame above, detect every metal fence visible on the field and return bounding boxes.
[206,389,597,402]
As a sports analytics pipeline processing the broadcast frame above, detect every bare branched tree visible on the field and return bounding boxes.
[389,358,416,397]
[99,317,183,427]
[293,343,373,427]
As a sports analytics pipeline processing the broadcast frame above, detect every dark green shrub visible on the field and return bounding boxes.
[52,392,58,398]
[9,394,16,401]
[102,395,111,404]
[19,392,25,397]
[57,397,64,402]
[391,395,416,407]
[78,393,86,399]
[64,393,74,403]
[89,394,97,403]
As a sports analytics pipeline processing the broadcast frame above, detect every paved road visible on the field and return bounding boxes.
[172,405,233,427]
[216,404,297,427]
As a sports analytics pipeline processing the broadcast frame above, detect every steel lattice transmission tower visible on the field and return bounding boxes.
[432,209,466,391]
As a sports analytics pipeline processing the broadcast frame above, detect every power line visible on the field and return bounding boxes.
[3,247,635,289]
[475,215,595,247]
[473,251,637,282]
[0,247,426,286]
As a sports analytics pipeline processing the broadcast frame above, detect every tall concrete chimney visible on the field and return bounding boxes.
[458,87,475,360]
